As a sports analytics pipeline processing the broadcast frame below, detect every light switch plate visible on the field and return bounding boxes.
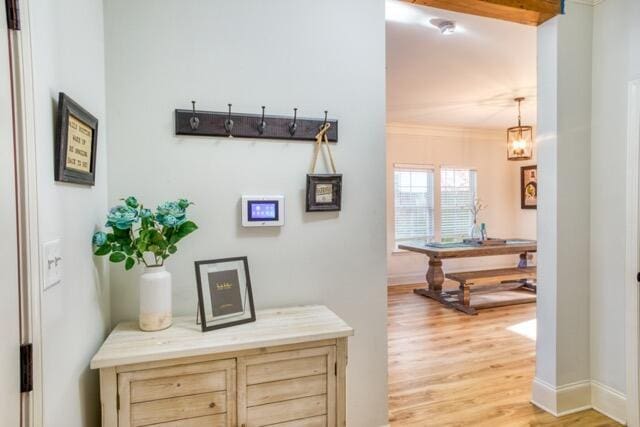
[42,240,63,291]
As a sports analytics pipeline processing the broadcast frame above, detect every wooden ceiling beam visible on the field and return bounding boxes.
[404,0,562,26]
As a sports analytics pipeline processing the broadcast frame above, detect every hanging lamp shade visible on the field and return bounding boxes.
[507,97,533,161]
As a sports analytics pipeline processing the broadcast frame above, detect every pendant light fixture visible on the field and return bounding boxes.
[507,97,533,161]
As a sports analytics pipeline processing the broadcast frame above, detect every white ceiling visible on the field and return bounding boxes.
[386,0,537,129]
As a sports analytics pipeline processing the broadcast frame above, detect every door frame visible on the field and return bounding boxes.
[625,78,640,427]
[7,0,43,425]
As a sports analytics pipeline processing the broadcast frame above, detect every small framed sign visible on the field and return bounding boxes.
[194,256,256,332]
[55,92,99,186]
[306,174,342,212]
[520,165,537,209]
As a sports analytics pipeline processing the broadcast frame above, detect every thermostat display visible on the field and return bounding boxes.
[242,196,284,227]
[249,201,278,221]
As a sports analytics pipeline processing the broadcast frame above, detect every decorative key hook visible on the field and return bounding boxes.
[189,101,200,131]
[289,108,298,136]
[224,103,234,135]
[321,110,328,129]
[257,106,267,135]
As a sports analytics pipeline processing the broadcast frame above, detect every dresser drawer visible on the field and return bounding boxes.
[117,359,236,427]
[238,346,336,427]
[144,414,226,427]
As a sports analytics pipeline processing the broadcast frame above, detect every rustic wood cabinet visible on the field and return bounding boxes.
[91,306,352,427]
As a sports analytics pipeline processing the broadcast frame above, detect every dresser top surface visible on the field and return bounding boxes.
[91,305,353,369]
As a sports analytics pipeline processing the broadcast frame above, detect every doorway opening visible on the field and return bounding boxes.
[383,2,614,425]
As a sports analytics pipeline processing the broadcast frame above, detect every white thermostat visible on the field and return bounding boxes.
[241,195,285,227]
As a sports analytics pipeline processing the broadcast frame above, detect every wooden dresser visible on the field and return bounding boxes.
[91,305,353,427]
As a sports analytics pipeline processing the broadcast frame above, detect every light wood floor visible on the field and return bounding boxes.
[388,283,621,427]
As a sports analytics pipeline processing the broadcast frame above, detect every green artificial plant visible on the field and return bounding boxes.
[92,196,198,270]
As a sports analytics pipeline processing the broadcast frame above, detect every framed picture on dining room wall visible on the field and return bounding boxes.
[520,165,537,209]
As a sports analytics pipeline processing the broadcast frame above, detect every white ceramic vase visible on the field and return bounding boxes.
[139,266,172,331]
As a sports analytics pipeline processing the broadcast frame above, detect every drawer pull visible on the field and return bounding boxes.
[209,402,216,408]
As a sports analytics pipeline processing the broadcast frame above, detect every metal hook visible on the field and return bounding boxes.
[224,103,234,135]
[289,108,298,136]
[189,100,200,130]
[257,106,267,135]
[321,110,328,129]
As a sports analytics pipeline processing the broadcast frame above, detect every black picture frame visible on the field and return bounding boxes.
[520,165,537,210]
[194,256,256,332]
[54,92,99,186]
[306,174,342,212]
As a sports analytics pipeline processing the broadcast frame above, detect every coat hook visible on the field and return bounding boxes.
[321,110,328,129]
[189,100,200,130]
[289,108,298,136]
[224,103,234,135]
[258,106,267,135]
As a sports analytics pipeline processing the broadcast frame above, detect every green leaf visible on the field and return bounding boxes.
[123,245,134,256]
[107,234,117,242]
[177,221,198,238]
[113,227,129,237]
[94,244,111,256]
[168,245,177,254]
[148,245,159,253]
[169,234,180,245]
[109,252,126,263]
[125,257,135,271]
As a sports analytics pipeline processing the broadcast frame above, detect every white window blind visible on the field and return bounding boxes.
[394,165,435,245]
[440,167,477,242]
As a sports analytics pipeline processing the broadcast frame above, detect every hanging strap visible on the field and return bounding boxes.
[311,123,337,174]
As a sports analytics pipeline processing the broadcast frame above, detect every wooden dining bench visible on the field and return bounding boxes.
[444,267,537,315]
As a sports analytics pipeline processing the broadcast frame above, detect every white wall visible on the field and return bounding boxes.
[591,0,638,396]
[533,1,593,412]
[28,0,110,425]
[386,124,537,284]
[104,1,388,425]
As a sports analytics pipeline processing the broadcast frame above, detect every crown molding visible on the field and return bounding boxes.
[567,0,605,7]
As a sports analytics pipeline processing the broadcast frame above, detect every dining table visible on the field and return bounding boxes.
[398,239,537,312]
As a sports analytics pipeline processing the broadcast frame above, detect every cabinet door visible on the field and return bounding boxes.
[117,359,236,427]
[237,346,336,427]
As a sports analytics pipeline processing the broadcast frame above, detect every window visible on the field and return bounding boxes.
[394,165,435,246]
[440,167,477,242]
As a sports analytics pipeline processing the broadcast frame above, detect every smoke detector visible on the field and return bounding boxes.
[430,18,456,35]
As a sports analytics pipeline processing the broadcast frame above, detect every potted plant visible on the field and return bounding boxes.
[92,197,198,331]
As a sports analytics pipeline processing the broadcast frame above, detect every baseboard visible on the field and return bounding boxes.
[531,378,592,416]
[532,377,627,424]
[387,273,425,286]
[591,381,627,425]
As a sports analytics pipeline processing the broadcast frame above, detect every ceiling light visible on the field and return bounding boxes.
[430,19,456,35]
[507,97,533,161]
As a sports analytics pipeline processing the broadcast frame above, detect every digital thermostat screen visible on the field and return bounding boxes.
[248,201,279,221]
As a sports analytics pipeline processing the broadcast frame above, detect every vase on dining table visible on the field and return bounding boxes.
[469,221,482,240]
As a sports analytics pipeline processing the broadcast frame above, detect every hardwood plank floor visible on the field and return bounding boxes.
[387,283,621,426]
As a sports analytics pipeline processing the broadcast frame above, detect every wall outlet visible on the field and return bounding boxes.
[42,240,63,291]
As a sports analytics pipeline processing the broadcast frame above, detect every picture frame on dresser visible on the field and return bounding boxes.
[54,92,99,186]
[194,256,256,332]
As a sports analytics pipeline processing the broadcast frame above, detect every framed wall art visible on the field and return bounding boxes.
[55,92,99,186]
[194,256,256,332]
[520,165,537,209]
[306,174,342,212]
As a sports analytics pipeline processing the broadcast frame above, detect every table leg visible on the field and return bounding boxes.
[426,257,444,292]
[518,252,537,292]
[518,252,528,268]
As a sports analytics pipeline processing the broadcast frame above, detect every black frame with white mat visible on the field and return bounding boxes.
[54,92,99,186]
[306,174,342,212]
[194,256,256,332]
